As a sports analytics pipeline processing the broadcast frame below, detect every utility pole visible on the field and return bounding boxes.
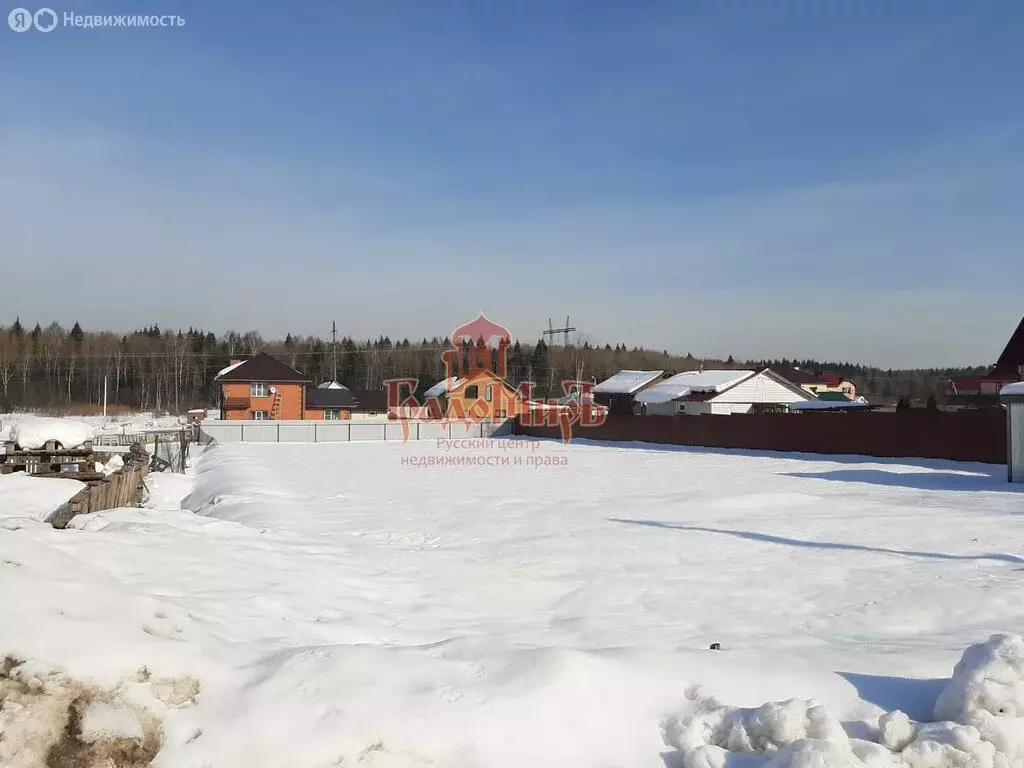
[103,376,108,418]
[542,316,576,347]
[331,321,338,382]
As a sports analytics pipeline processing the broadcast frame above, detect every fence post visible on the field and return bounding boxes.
[241,424,245,442]
[383,423,387,441]
[417,422,420,441]
[277,423,281,443]
[348,423,352,442]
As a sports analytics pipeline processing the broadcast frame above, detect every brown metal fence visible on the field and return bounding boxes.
[514,409,1008,464]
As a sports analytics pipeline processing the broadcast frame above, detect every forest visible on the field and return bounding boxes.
[0,318,989,413]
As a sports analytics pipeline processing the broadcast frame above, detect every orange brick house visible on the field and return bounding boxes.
[215,353,310,420]
[420,327,531,421]
[305,381,360,420]
[437,369,527,421]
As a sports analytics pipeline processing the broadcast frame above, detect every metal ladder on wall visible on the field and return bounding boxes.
[270,391,282,420]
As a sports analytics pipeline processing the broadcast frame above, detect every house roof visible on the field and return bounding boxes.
[790,400,872,411]
[993,315,1024,377]
[815,391,853,402]
[349,389,389,411]
[769,366,823,386]
[593,370,665,395]
[305,387,359,409]
[449,370,517,394]
[1001,381,1024,396]
[636,370,754,404]
[215,353,310,383]
[424,377,460,398]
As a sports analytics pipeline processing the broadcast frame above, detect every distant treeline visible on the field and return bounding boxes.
[0,318,989,412]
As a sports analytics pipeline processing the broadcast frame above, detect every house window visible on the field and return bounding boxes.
[465,385,479,399]
[251,382,270,398]
[252,410,269,421]
[324,409,340,421]
[485,386,493,402]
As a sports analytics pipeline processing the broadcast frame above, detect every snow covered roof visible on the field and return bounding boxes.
[1001,381,1024,397]
[216,360,245,379]
[318,381,348,390]
[635,370,754,405]
[215,353,309,383]
[424,377,460,398]
[12,417,93,450]
[592,370,664,395]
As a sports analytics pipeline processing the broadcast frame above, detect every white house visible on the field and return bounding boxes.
[636,369,815,415]
[592,370,665,414]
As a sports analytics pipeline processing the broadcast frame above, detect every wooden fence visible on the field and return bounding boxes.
[51,456,150,529]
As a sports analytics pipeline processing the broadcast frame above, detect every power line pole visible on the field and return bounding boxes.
[331,321,338,382]
[542,315,576,347]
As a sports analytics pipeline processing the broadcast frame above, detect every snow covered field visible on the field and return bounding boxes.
[1,438,1023,767]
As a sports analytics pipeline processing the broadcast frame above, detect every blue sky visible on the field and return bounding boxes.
[1,0,1022,366]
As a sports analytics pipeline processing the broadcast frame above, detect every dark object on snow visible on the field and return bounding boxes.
[709,643,721,650]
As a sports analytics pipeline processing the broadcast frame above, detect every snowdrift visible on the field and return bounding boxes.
[10,417,93,450]
[663,634,1024,768]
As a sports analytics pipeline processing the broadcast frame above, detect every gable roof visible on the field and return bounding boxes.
[214,352,310,383]
[449,370,518,395]
[993,314,1024,377]
[424,377,460,398]
[349,389,389,412]
[636,370,754,404]
[769,366,823,386]
[791,399,872,411]
[815,391,853,402]
[305,386,359,409]
[593,370,665,395]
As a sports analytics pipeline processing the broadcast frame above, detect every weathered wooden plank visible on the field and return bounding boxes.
[47,451,150,529]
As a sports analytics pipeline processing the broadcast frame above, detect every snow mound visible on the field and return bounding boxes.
[934,634,1024,765]
[11,417,93,450]
[663,696,856,768]
[95,453,126,476]
[664,634,1024,768]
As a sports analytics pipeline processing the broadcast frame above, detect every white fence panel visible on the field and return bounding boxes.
[201,423,242,443]
[349,423,387,442]
[385,423,409,441]
[416,422,449,440]
[278,424,317,442]
[199,418,511,445]
[317,423,353,443]
[240,424,280,443]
